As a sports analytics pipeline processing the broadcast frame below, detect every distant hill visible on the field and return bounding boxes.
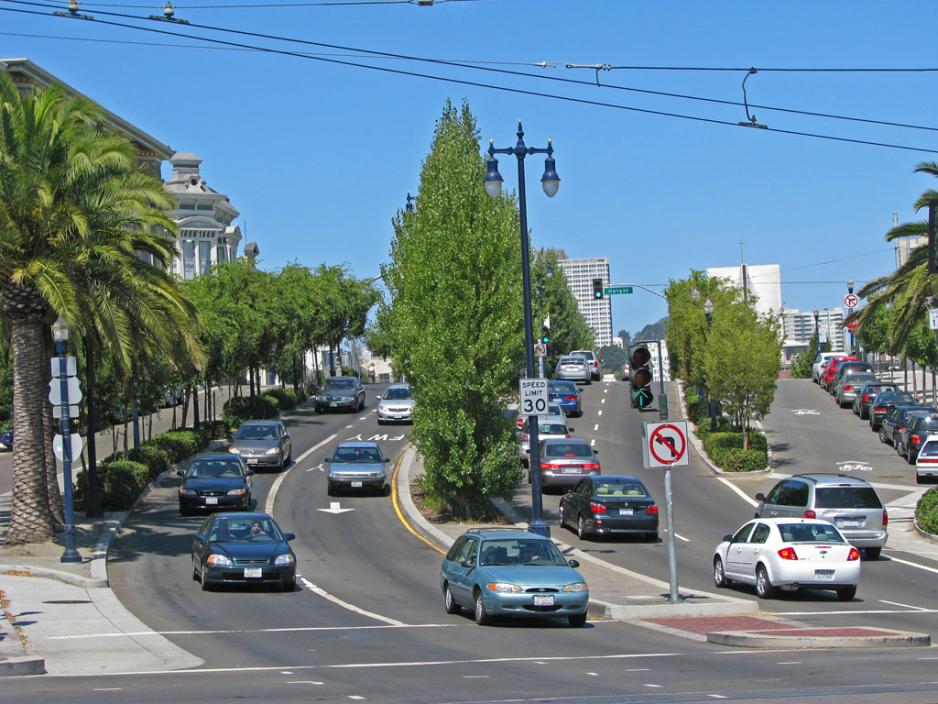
[633,317,668,342]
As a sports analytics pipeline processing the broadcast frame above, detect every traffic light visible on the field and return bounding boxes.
[592,278,604,299]
[541,316,551,344]
[630,347,654,409]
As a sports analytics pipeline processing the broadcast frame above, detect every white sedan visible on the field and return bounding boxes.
[713,518,860,601]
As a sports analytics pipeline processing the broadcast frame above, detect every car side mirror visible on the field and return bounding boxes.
[568,427,575,432]
[284,433,290,439]
[755,492,765,502]
[568,559,580,568]
[176,469,185,477]
[324,457,332,463]
[461,560,474,569]
[283,532,295,541]
[245,469,255,477]
[383,457,390,463]
[592,450,599,455]
[723,534,734,543]
[524,449,530,454]
[376,395,382,400]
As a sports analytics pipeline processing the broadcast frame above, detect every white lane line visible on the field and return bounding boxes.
[328,653,679,669]
[585,672,598,676]
[348,697,366,701]
[715,475,759,508]
[626,668,649,672]
[598,410,603,416]
[601,398,606,404]
[281,671,294,675]
[287,681,323,685]
[345,424,354,429]
[919,657,938,660]
[300,577,405,626]
[462,675,490,679]
[880,599,930,611]
[777,661,802,665]
[644,684,662,688]
[591,439,596,447]
[93,688,123,692]
[885,555,938,575]
[766,608,938,616]
[359,416,367,420]
[593,424,599,431]
[49,624,452,640]
[265,434,337,515]
[663,529,690,543]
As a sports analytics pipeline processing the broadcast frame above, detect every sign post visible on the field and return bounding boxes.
[50,352,82,563]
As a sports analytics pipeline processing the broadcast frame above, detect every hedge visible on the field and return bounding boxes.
[146,430,201,464]
[109,445,172,480]
[75,460,150,511]
[223,395,279,429]
[916,488,938,535]
[702,431,768,472]
[264,387,299,412]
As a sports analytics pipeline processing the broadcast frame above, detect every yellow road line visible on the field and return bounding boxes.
[390,450,446,556]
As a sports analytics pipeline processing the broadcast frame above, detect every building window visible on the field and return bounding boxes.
[181,240,196,280]
[198,240,212,275]
[217,243,229,264]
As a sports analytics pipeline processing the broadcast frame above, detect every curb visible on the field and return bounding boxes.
[395,446,455,550]
[0,564,106,589]
[0,655,46,677]
[913,519,938,544]
[589,598,759,621]
[706,628,931,649]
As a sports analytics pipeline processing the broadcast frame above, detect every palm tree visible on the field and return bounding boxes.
[0,72,197,543]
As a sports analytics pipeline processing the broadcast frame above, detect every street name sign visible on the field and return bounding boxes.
[48,378,82,406]
[843,292,859,309]
[53,434,84,462]
[604,286,633,295]
[519,377,549,416]
[642,421,689,468]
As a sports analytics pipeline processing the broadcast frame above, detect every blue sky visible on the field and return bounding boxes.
[2,0,937,336]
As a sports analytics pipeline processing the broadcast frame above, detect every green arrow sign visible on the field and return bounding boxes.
[604,286,633,295]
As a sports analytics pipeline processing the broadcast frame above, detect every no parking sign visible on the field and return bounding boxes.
[642,421,689,468]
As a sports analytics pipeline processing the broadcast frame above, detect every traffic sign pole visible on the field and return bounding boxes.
[664,469,679,603]
[55,352,81,564]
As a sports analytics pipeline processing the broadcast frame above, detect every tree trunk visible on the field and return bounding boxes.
[123,416,129,454]
[904,356,909,391]
[181,387,190,429]
[171,401,177,430]
[923,364,928,401]
[6,315,56,544]
[292,353,299,392]
[912,360,918,399]
[192,384,200,428]
[147,413,153,441]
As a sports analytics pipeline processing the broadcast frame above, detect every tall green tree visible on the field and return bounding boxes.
[0,73,195,543]
[384,101,522,516]
[531,248,594,372]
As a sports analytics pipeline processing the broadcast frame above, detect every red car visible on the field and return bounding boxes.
[821,356,858,390]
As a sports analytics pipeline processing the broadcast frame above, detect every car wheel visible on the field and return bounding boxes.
[577,515,589,540]
[646,532,659,541]
[568,613,587,627]
[192,560,200,581]
[755,565,775,599]
[837,585,857,601]
[200,566,212,592]
[377,418,385,425]
[713,557,727,588]
[907,449,916,465]
[917,473,927,484]
[179,504,190,516]
[864,547,882,560]
[559,503,567,529]
[444,584,461,614]
[474,590,490,625]
[878,426,888,443]
[282,577,296,592]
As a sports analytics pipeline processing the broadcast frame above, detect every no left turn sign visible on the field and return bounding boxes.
[843,292,859,309]
[643,421,689,468]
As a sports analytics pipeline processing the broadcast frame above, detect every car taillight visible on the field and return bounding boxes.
[803,509,817,519]
[645,504,659,515]
[898,426,906,432]
[912,436,922,444]
[844,385,853,391]
[874,407,885,412]
[863,395,872,402]
[590,501,607,514]
[583,463,600,470]
[540,462,562,469]
[847,547,860,561]
[777,547,799,560]
[565,395,577,401]
[883,509,888,527]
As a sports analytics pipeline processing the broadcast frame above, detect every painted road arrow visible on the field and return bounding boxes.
[792,409,821,416]
[317,501,355,514]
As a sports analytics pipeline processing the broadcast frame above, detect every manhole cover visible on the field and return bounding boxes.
[42,599,91,604]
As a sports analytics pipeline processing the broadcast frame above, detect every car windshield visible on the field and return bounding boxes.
[326,379,355,389]
[919,418,938,430]
[814,487,882,509]
[549,382,577,393]
[845,374,876,383]
[383,387,412,400]
[235,424,277,440]
[545,443,592,458]
[332,446,382,463]
[559,358,584,366]
[209,517,283,543]
[187,459,244,478]
[538,423,567,435]
[479,538,569,566]
[778,523,845,543]
[594,481,647,497]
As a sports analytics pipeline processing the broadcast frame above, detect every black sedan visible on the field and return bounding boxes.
[880,405,935,446]
[315,376,366,413]
[178,453,253,515]
[852,382,899,419]
[869,391,915,431]
[559,475,659,541]
[191,512,296,591]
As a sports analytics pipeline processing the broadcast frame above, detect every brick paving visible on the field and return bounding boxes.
[646,615,789,634]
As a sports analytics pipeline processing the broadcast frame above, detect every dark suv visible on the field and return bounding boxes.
[852,382,899,419]
[829,361,873,397]
[880,405,935,446]
[869,390,916,430]
[754,474,887,558]
[899,414,938,463]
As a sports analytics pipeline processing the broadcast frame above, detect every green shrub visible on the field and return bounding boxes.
[223,395,279,428]
[711,448,766,472]
[916,487,938,535]
[264,387,298,411]
[75,460,150,511]
[147,430,200,464]
[703,431,768,472]
[119,445,172,480]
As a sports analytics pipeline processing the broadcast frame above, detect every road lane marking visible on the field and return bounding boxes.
[359,416,367,420]
[348,697,366,701]
[707,695,727,700]
[327,653,679,669]
[880,599,930,611]
[766,608,938,616]
[49,623,455,640]
[300,577,405,626]
[590,439,596,447]
[626,668,649,672]
[601,398,606,404]
[462,676,490,679]
[391,452,446,556]
[585,672,598,676]
[884,555,938,575]
[287,681,323,685]
[281,671,294,674]
[715,476,759,508]
[777,661,802,665]
[265,434,337,515]
[93,688,123,692]
[643,684,662,688]
[597,410,603,416]
[593,424,599,431]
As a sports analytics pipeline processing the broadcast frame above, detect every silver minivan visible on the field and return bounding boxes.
[755,474,887,558]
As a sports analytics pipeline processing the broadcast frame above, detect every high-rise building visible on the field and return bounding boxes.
[781,308,846,365]
[557,256,613,348]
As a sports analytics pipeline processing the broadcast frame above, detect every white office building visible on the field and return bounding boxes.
[557,256,613,348]
[706,264,783,320]
[781,308,846,364]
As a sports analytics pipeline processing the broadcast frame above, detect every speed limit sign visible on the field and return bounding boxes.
[519,378,549,416]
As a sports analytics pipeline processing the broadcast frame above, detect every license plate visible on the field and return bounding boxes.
[533,595,554,606]
[244,568,262,579]
[247,458,258,465]
[839,519,861,528]
[561,467,580,474]
[617,508,634,516]
[815,569,835,580]
[351,481,363,488]
[205,497,218,505]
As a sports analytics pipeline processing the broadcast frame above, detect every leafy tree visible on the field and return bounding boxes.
[790,335,829,378]
[634,318,668,343]
[384,101,522,517]
[617,329,631,347]
[598,345,628,375]
[531,248,594,372]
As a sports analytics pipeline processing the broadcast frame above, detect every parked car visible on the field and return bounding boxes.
[897,414,938,462]
[754,474,887,558]
[554,355,591,384]
[559,475,658,541]
[377,383,415,424]
[820,356,857,391]
[915,435,938,484]
[439,528,589,626]
[869,390,916,430]
[834,372,878,407]
[547,380,582,417]
[713,518,860,601]
[228,420,292,471]
[533,437,600,491]
[571,349,601,381]
[178,453,254,515]
[881,405,935,447]
[518,413,571,465]
[325,441,390,495]
[852,382,900,419]
[190,512,296,591]
[812,352,841,384]
[314,376,366,413]
[828,361,872,396]
[0,428,12,452]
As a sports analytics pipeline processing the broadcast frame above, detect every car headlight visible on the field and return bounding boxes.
[563,582,588,593]
[486,582,522,593]
[206,554,232,567]
[179,487,196,496]
[228,447,241,454]
[274,554,295,566]
[265,447,280,455]
[227,488,247,496]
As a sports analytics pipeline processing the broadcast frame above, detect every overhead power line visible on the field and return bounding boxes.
[2,3,937,154]
[607,65,938,74]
